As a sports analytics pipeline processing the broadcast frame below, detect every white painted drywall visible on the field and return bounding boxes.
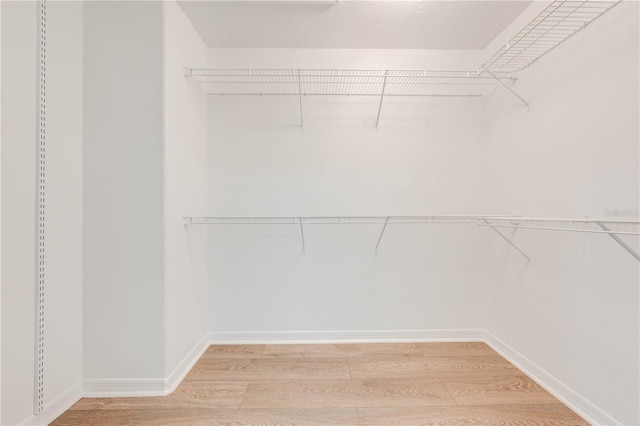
[205,46,498,333]
[483,3,639,424]
[83,1,165,381]
[1,1,83,424]
[163,0,209,379]
[208,47,482,70]
[181,1,530,50]
[0,1,4,422]
[1,4,37,422]
[42,0,84,419]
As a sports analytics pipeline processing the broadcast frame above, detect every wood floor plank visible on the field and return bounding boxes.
[358,405,589,425]
[202,345,265,359]
[50,410,132,426]
[69,381,249,410]
[349,355,517,379]
[185,358,351,381]
[262,343,423,358]
[240,378,456,408]
[51,342,588,425]
[441,375,561,406]
[415,342,498,357]
[120,408,359,425]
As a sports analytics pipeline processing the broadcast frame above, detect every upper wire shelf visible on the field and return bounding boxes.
[185,0,621,121]
[186,69,515,97]
[481,0,620,73]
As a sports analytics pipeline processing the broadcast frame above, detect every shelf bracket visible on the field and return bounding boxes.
[375,72,388,129]
[375,217,390,253]
[482,218,532,265]
[184,66,193,78]
[482,69,529,108]
[299,217,306,252]
[297,71,304,130]
[594,221,640,262]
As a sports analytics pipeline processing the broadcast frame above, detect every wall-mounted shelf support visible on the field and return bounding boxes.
[375,72,388,129]
[482,69,529,108]
[482,218,532,265]
[297,71,304,130]
[375,217,390,253]
[299,217,306,252]
[595,221,640,262]
[34,0,48,415]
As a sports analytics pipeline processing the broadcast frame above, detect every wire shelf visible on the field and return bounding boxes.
[185,215,640,226]
[185,215,639,262]
[187,69,516,97]
[186,1,621,120]
[185,215,517,225]
[481,0,620,73]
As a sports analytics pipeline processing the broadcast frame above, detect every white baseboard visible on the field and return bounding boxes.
[164,333,210,394]
[483,331,621,426]
[207,328,485,344]
[81,333,210,398]
[83,378,166,398]
[20,381,82,426]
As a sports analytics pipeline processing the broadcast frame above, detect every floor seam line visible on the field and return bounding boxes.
[120,409,135,426]
[438,377,459,406]
[237,381,251,409]
[259,344,267,358]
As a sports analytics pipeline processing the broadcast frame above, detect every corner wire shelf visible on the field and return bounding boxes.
[184,215,640,263]
[480,0,621,73]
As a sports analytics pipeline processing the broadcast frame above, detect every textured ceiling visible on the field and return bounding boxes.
[178,1,531,49]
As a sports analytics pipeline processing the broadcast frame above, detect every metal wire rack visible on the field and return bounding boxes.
[481,0,620,73]
[186,0,621,123]
[186,69,515,97]
[186,68,518,126]
[184,215,640,263]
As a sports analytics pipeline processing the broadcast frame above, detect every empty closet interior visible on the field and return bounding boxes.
[1,0,639,425]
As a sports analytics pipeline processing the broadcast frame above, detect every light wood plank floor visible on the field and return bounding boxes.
[51,342,589,425]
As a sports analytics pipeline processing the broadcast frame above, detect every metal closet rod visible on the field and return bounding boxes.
[184,215,640,226]
[184,215,640,263]
[477,224,640,236]
[185,215,518,225]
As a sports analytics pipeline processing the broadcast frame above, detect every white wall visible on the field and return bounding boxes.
[1,1,83,424]
[206,46,498,334]
[83,1,165,382]
[43,0,84,418]
[1,1,4,422]
[163,0,209,379]
[483,3,639,425]
[0,3,34,423]
[208,48,482,70]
